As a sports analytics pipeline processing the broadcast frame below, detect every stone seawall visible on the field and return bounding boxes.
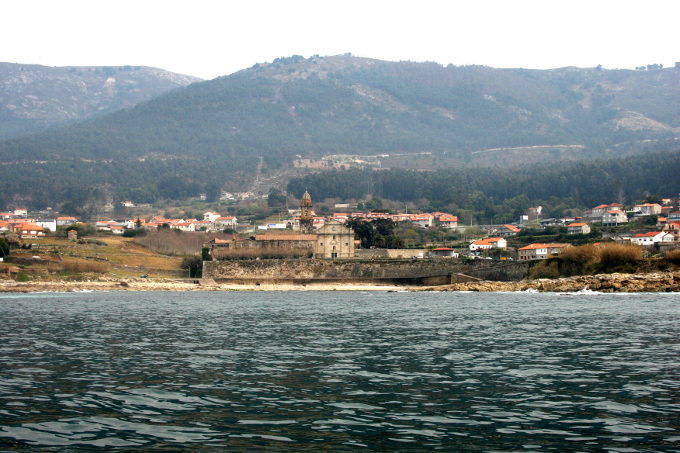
[203,259,530,285]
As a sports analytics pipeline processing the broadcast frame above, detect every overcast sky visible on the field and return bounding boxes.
[2,0,677,80]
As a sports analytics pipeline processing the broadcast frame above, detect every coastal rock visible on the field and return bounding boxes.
[431,272,680,293]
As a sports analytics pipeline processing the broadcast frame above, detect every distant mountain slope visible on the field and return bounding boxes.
[1,55,678,163]
[1,55,679,208]
[0,62,201,139]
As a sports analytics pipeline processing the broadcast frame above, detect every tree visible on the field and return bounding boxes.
[181,255,203,278]
[346,217,403,249]
[267,189,288,208]
[0,237,10,258]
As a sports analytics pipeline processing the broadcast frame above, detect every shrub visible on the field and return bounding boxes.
[555,245,599,276]
[559,245,599,265]
[530,260,560,279]
[122,228,147,238]
[664,248,680,266]
[61,259,110,273]
[181,255,203,278]
[598,243,642,268]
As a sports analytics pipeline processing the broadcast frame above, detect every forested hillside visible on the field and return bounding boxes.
[288,149,680,222]
[0,62,200,140]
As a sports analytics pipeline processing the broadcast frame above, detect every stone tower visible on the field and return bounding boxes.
[299,190,314,234]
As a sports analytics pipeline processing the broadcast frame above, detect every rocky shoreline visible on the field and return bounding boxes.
[428,271,680,293]
[0,272,678,293]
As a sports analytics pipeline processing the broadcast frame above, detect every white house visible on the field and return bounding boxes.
[470,237,507,251]
[630,231,671,246]
[203,211,221,222]
[176,221,196,232]
[35,219,57,232]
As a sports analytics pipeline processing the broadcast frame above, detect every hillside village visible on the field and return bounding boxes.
[2,193,679,266]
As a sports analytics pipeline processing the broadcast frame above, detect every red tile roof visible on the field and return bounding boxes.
[519,243,569,250]
[633,232,662,238]
[255,234,317,241]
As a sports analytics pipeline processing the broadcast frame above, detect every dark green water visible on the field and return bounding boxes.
[0,291,678,451]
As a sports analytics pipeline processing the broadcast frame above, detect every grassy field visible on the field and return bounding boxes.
[3,235,185,280]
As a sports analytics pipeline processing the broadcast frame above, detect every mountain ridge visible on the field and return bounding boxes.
[1,54,679,208]
[0,62,201,140]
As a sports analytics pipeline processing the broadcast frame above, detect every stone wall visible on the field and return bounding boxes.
[203,258,530,285]
[356,249,428,259]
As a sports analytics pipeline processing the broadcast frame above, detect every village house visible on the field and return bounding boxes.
[668,211,680,222]
[663,221,680,241]
[437,214,459,229]
[175,221,196,232]
[630,231,674,246]
[497,224,520,237]
[469,237,507,251]
[124,218,147,229]
[95,220,120,231]
[633,203,662,216]
[203,211,221,222]
[332,213,350,223]
[589,203,624,219]
[429,247,458,258]
[601,209,628,225]
[17,223,45,239]
[56,216,78,227]
[410,214,435,228]
[518,243,569,261]
[215,216,238,229]
[35,219,57,232]
[566,222,591,235]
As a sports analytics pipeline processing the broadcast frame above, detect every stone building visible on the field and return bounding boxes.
[205,191,356,260]
[314,221,355,258]
[299,190,315,234]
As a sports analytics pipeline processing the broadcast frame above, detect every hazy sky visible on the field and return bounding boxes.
[2,0,677,79]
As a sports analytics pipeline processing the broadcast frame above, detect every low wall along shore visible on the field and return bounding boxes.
[203,258,530,285]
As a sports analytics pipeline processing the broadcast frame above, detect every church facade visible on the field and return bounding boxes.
[314,221,356,259]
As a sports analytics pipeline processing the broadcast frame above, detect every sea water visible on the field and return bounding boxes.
[0,291,678,451]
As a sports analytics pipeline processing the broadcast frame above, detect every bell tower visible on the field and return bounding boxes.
[299,190,314,234]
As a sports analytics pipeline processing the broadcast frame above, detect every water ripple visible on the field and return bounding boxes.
[0,291,678,450]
